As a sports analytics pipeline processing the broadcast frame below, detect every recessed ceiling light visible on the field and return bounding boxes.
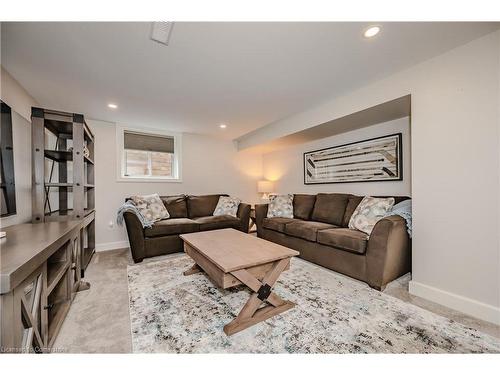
[108,103,118,109]
[219,124,227,129]
[364,26,381,38]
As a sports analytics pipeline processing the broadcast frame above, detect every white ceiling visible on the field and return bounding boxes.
[1,22,498,139]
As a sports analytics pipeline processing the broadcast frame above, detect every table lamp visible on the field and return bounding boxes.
[257,180,274,200]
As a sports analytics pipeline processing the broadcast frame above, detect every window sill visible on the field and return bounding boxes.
[116,176,183,183]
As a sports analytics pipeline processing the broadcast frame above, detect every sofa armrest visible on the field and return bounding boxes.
[236,203,251,233]
[255,204,269,238]
[365,215,410,290]
[123,212,146,263]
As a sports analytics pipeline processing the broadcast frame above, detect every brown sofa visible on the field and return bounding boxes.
[255,193,411,290]
[124,194,251,263]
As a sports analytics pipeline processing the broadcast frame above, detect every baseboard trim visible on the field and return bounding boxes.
[409,281,500,325]
[96,240,130,252]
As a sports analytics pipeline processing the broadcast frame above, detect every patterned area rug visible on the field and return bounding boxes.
[127,254,500,353]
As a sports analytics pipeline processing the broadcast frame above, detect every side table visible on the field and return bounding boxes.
[249,207,257,233]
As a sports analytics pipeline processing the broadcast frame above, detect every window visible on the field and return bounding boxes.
[117,126,181,182]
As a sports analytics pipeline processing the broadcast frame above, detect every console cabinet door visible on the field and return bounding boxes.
[70,234,81,298]
[12,264,47,353]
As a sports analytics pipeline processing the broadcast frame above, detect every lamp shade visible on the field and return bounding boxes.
[257,180,274,193]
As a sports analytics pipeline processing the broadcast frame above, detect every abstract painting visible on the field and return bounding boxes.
[304,133,402,184]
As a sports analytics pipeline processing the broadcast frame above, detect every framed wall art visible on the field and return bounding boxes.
[304,133,403,184]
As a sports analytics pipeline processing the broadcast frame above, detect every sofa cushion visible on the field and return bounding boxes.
[342,195,363,227]
[317,228,369,255]
[310,193,349,226]
[160,195,188,218]
[145,218,199,238]
[293,194,316,220]
[187,194,227,218]
[284,220,337,242]
[262,217,297,233]
[194,215,241,231]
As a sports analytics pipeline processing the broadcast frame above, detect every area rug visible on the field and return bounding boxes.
[127,254,500,353]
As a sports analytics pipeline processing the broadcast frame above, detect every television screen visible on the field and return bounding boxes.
[1,100,16,217]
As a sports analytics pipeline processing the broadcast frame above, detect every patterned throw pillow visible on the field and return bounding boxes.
[267,194,294,218]
[348,196,395,235]
[213,196,242,217]
[130,194,170,222]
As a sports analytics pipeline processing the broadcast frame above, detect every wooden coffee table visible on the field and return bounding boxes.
[180,228,299,336]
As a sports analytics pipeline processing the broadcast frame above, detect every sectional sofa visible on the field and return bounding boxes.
[255,193,411,290]
[123,194,251,263]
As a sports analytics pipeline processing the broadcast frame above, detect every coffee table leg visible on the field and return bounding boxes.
[223,258,295,336]
[183,263,202,276]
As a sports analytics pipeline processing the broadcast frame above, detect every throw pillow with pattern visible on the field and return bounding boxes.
[348,196,395,235]
[267,194,294,218]
[130,193,170,222]
[213,196,242,217]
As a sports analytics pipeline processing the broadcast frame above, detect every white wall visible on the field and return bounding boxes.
[0,67,37,228]
[89,119,262,250]
[0,66,36,120]
[263,117,411,197]
[251,31,500,324]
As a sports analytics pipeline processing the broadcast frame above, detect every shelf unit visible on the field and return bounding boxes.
[31,107,96,277]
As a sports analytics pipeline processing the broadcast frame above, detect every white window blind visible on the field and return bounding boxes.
[124,131,174,153]
[123,131,177,179]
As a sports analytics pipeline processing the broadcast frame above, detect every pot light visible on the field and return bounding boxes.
[108,103,118,109]
[364,26,380,38]
[219,124,227,129]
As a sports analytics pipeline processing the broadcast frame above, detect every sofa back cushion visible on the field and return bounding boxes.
[310,193,349,226]
[187,194,227,218]
[392,196,411,205]
[342,195,363,227]
[293,194,316,220]
[160,195,188,218]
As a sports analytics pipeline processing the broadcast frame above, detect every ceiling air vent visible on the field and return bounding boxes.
[150,22,174,46]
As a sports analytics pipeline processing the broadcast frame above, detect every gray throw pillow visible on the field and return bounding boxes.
[213,196,241,217]
[267,194,294,218]
[130,193,170,222]
[348,196,394,235]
